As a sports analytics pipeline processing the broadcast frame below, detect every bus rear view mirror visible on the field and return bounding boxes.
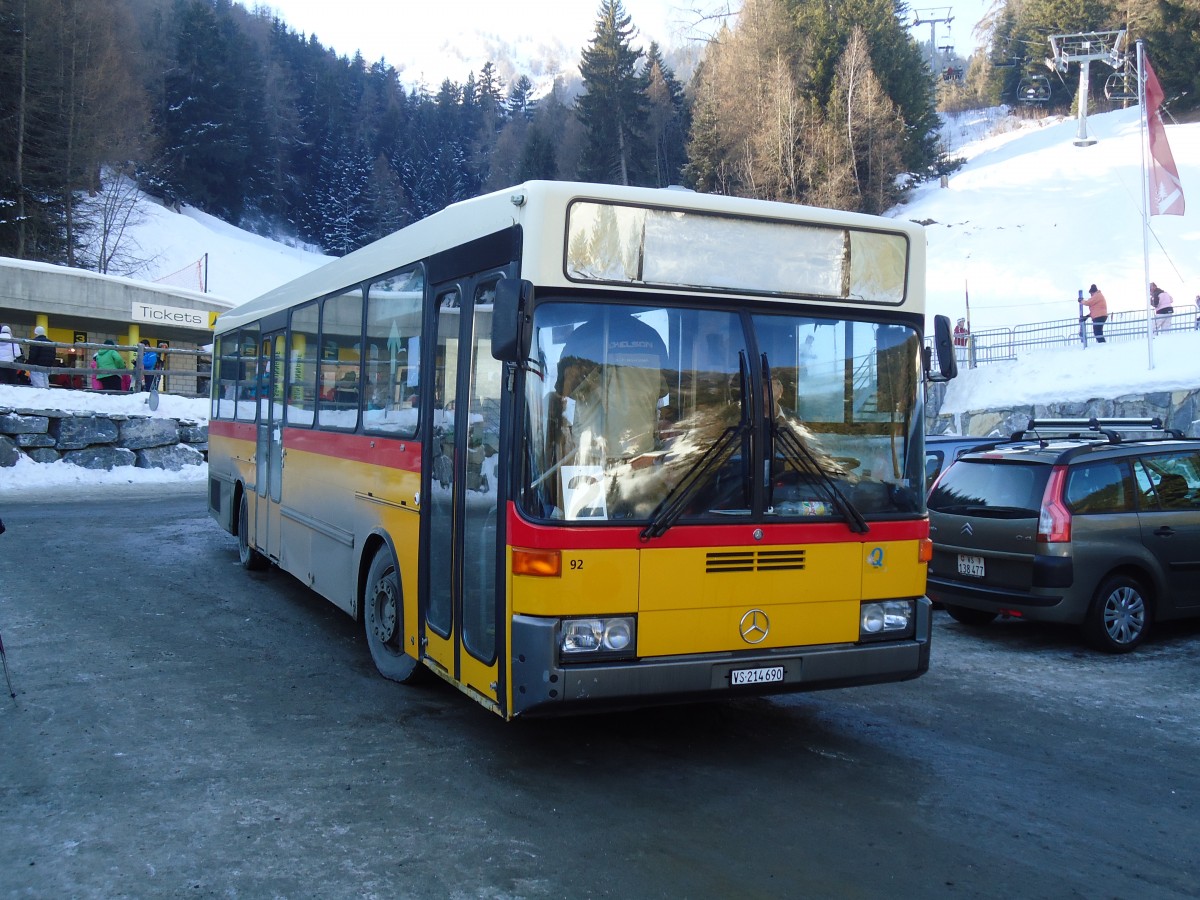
[492,278,533,363]
[930,314,958,381]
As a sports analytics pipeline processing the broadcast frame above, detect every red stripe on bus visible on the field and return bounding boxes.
[210,420,421,470]
[507,504,928,549]
[284,428,422,471]
[209,419,256,441]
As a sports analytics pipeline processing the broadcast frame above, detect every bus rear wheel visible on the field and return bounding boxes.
[364,549,421,683]
[237,492,268,571]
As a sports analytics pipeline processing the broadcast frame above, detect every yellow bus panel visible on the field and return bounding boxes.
[638,544,864,610]
[638,599,860,656]
[860,540,928,600]
[509,548,640,617]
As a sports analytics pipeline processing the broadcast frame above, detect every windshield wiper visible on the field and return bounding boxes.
[641,353,750,540]
[763,354,869,534]
[640,423,746,539]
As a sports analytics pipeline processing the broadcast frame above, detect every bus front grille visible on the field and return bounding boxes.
[705,549,806,573]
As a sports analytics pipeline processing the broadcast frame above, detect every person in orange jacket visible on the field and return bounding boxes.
[1082,284,1108,344]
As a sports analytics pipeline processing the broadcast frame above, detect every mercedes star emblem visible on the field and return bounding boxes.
[739,609,770,644]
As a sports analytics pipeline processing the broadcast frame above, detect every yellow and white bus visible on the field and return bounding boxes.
[208,181,957,719]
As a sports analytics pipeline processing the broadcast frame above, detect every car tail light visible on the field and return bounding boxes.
[1037,466,1072,543]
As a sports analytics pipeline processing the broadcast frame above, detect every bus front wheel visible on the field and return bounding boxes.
[364,550,421,683]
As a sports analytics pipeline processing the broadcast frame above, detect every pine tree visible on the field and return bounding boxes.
[314,135,375,254]
[643,42,688,187]
[519,125,558,181]
[682,58,727,193]
[467,64,506,191]
[156,0,269,223]
[828,26,905,213]
[790,0,941,175]
[507,75,536,120]
[0,0,51,259]
[477,61,505,124]
[0,0,145,263]
[576,0,651,186]
[684,0,807,202]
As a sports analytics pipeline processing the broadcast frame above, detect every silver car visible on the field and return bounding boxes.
[926,419,1200,652]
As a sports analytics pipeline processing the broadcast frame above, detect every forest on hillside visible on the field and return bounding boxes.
[1,0,1196,273]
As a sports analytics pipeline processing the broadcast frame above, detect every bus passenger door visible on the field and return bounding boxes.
[255,331,286,562]
[425,279,504,711]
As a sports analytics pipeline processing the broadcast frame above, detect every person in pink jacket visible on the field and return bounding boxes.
[1082,284,1108,344]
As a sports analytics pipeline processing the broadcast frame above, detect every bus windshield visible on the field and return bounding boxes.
[519,301,924,525]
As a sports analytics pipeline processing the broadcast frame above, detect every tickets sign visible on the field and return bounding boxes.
[130,301,212,331]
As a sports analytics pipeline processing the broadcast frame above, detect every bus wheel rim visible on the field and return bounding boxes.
[371,577,398,645]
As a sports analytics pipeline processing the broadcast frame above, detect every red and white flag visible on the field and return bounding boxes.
[1144,54,1185,216]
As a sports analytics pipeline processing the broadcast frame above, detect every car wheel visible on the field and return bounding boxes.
[1083,575,1150,653]
[944,605,998,627]
[237,491,268,571]
[364,549,421,683]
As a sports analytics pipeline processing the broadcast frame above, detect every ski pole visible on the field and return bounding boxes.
[0,630,15,700]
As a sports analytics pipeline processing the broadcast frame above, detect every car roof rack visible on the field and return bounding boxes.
[1010,417,1184,445]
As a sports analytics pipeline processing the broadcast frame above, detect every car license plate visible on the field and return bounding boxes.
[731,666,784,686]
[958,554,985,577]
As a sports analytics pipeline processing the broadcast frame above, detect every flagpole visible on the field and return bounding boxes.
[1137,40,1154,370]
[964,279,972,369]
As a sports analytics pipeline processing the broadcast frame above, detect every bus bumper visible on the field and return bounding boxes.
[509,597,932,717]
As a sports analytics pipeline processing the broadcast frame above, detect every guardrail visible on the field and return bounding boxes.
[933,302,1199,371]
[1,339,212,397]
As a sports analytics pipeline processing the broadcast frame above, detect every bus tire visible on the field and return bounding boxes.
[237,491,268,571]
[364,549,421,683]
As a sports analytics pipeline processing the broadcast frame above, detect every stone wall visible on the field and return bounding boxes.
[0,407,207,471]
[925,382,1200,438]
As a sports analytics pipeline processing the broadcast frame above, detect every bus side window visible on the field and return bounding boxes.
[286,301,319,427]
[364,267,424,437]
[317,289,363,431]
[214,334,236,419]
[235,326,258,422]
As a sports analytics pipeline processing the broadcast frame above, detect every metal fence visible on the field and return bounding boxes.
[934,302,1200,371]
[1,339,212,397]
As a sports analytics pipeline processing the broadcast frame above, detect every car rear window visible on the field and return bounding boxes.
[927,459,1050,517]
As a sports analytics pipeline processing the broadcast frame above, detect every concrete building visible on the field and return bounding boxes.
[0,257,234,394]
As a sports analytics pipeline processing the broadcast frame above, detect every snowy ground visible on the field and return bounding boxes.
[939,328,1200,415]
[901,106,1199,333]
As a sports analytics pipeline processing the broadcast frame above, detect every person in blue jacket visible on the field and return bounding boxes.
[138,339,159,391]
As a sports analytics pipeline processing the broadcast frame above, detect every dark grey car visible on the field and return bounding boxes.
[926,422,1200,652]
[924,433,1001,492]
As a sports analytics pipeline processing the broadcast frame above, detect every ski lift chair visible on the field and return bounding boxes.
[1017,75,1051,105]
[1104,67,1138,102]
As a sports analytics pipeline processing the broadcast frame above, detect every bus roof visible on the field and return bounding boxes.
[214,181,925,335]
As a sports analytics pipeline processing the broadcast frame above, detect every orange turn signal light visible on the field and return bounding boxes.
[918,538,933,563]
[512,547,562,577]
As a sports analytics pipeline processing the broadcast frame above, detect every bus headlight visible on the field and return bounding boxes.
[859,600,915,641]
[559,616,636,660]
